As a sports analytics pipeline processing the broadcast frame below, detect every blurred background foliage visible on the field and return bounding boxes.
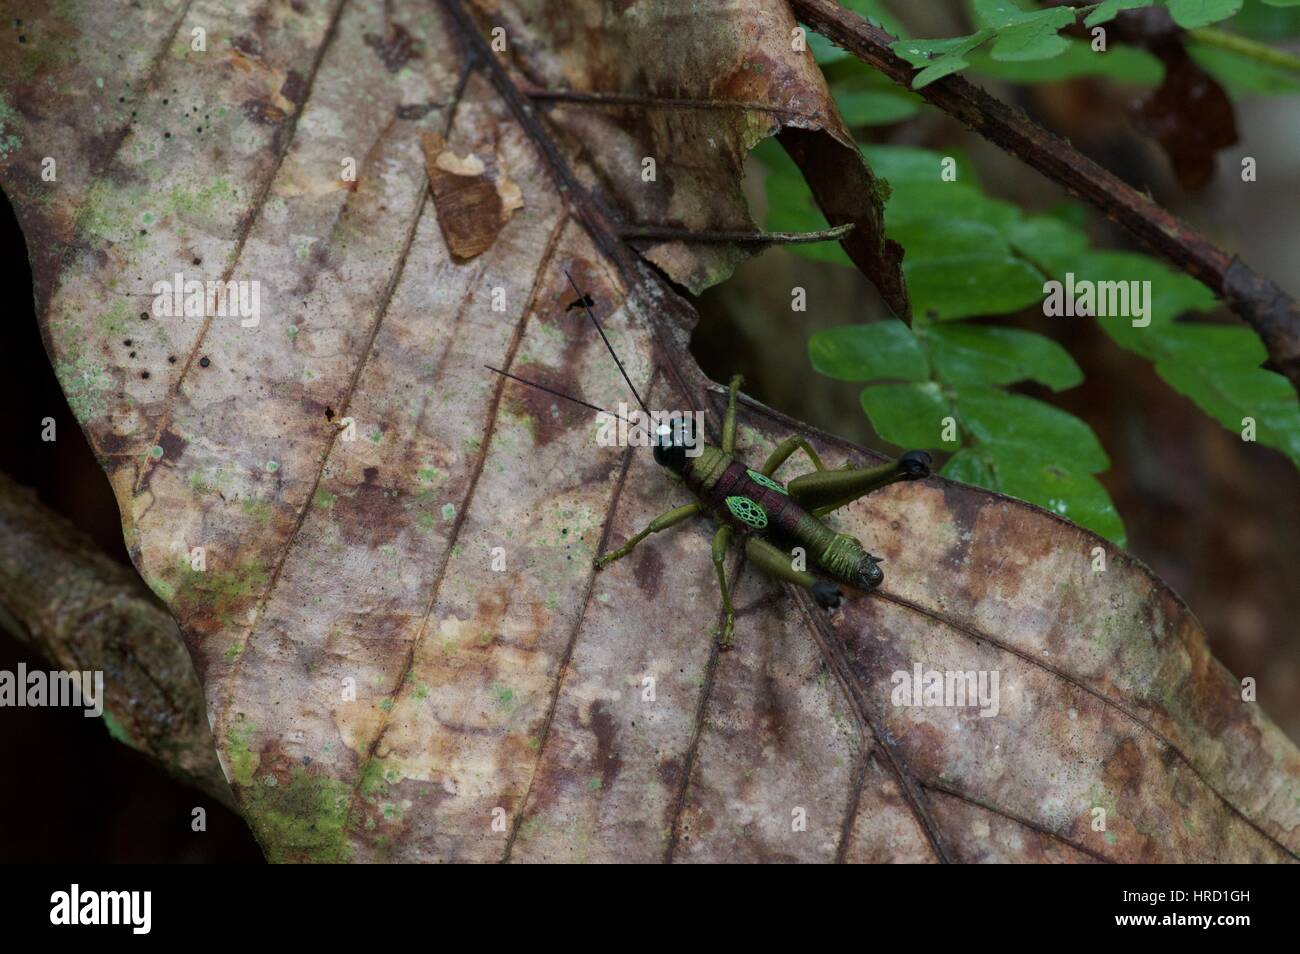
[693,0,1300,740]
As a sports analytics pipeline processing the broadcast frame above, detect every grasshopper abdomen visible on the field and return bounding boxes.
[681,445,883,596]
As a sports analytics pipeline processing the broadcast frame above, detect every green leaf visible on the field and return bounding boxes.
[888,219,1007,260]
[859,382,953,449]
[1004,215,1091,264]
[883,181,1022,230]
[955,388,1110,472]
[892,35,981,67]
[1156,361,1300,466]
[905,253,1045,320]
[841,0,910,35]
[1167,0,1246,29]
[809,322,930,382]
[1013,246,1217,358]
[752,140,852,268]
[1188,43,1300,94]
[970,0,1039,28]
[1084,0,1154,28]
[809,31,850,65]
[859,144,978,184]
[988,9,1075,61]
[833,88,922,125]
[941,447,997,486]
[945,446,1127,544]
[1156,324,1267,369]
[893,31,994,88]
[920,324,1083,391]
[970,40,1163,84]
[1056,251,1217,357]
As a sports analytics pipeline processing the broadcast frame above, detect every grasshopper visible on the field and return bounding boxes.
[489,274,931,648]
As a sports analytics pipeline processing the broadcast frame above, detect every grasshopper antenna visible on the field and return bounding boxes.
[564,269,650,417]
[484,365,632,423]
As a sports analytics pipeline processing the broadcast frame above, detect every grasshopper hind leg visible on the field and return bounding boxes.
[742,536,843,610]
[786,451,932,516]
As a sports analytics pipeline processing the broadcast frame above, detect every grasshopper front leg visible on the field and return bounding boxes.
[712,525,735,649]
[594,503,701,569]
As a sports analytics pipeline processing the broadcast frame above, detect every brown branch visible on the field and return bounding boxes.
[791,0,1300,399]
[0,472,233,810]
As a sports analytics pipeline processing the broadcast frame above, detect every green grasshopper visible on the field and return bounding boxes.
[489,273,931,648]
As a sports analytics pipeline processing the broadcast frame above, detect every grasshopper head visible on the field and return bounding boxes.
[652,416,697,474]
[897,450,932,480]
[854,552,884,590]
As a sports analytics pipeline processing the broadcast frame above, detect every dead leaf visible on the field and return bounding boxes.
[1131,41,1239,191]
[497,0,907,306]
[2,0,1296,864]
[422,131,524,261]
[1058,4,1239,190]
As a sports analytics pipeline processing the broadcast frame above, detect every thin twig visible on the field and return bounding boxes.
[524,85,820,118]
[791,0,1300,398]
[618,223,854,244]
[1189,26,1300,74]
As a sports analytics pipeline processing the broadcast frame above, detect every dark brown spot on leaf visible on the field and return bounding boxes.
[364,24,421,73]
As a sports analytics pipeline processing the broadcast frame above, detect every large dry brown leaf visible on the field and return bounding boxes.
[2,0,1298,863]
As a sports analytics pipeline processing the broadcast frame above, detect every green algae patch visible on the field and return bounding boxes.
[169,177,234,219]
[55,352,112,420]
[248,769,353,864]
[225,718,258,788]
[240,496,276,524]
[174,562,268,627]
[0,96,23,160]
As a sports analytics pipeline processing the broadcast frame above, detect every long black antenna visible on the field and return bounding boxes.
[485,366,632,423]
[564,269,650,415]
